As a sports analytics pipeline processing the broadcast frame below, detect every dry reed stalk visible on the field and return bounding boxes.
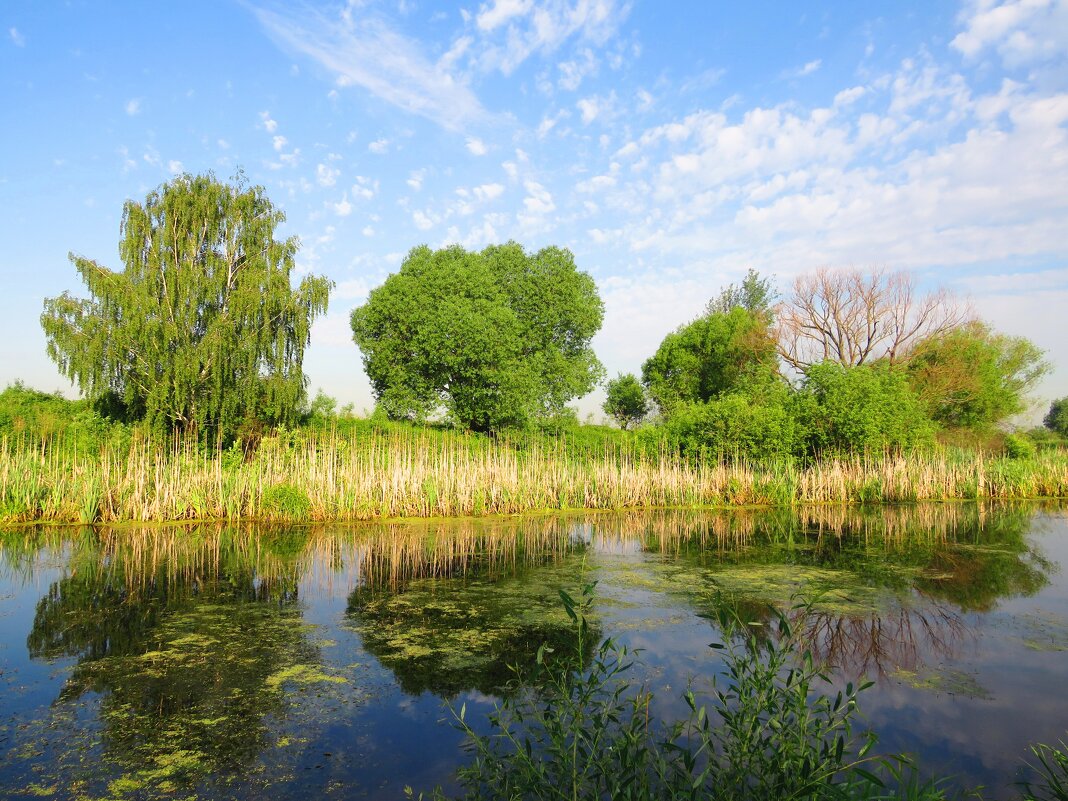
[0,430,1066,524]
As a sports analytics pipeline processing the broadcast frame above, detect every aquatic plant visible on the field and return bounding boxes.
[426,585,951,801]
[1024,740,1068,801]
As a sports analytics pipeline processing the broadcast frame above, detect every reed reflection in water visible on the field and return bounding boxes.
[0,501,1061,799]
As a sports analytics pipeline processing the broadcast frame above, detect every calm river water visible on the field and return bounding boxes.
[1,503,1067,800]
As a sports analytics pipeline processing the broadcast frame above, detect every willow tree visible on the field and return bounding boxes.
[41,173,331,439]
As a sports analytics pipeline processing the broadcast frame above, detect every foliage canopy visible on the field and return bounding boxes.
[40,173,331,440]
[642,306,778,416]
[350,242,604,432]
[906,321,1049,431]
[1045,397,1068,439]
[797,362,934,455]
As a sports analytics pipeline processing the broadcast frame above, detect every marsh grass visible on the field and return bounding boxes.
[1,429,1067,524]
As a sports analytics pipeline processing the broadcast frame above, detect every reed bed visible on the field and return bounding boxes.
[1,429,1066,525]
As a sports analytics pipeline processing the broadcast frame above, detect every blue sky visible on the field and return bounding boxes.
[2,0,1067,420]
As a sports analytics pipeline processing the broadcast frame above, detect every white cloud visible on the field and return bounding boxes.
[311,311,358,347]
[558,48,598,91]
[362,225,375,237]
[439,35,473,70]
[125,98,141,116]
[576,170,618,193]
[473,182,505,201]
[333,196,353,216]
[260,111,278,133]
[834,86,866,107]
[334,278,371,301]
[951,0,1068,66]
[368,138,390,154]
[353,175,378,199]
[168,160,184,174]
[8,27,25,47]
[252,4,490,131]
[577,92,616,124]
[795,59,822,77]
[466,136,488,155]
[272,135,289,152]
[316,163,340,186]
[537,109,569,138]
[407,169,426,190]
[476,0,534,31]
[522,180,555,214]
[414,210,436,230]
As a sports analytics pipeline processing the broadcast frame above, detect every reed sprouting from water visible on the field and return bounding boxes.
[1,428,1066,524]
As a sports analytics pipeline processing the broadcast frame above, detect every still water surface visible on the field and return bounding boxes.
[1,503,1067,799]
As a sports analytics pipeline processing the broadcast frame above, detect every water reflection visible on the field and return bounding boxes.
[0,501,1062,799]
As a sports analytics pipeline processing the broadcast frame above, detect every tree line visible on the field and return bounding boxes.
[35,173,1066,454]
[606,267,1054,457]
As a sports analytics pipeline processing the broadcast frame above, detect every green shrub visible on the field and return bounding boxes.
[797,363,935,456]
[261,484,311,520]
[1005,433,1038,460]
[428,585,945,801]
[661,388,802,462]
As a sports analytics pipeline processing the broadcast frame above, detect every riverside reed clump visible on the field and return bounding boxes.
[2,428,1067,524]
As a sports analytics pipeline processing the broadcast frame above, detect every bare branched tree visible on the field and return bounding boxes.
[775,267,970,370]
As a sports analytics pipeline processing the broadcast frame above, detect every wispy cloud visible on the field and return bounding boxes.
[9,27,25,47]
[251,3,490,132]
[782,58,822,79]
[124,98,141,116]
[472,0,631,75]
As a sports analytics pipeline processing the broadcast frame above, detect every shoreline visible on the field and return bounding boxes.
[3,493,1066,530]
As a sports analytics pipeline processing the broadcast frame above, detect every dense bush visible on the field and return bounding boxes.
[1046,398,1068,439]
[796,363,934,455]
[907,321,1049,431]
[642,307,777,417]
[660,387,802,461]
[0,382,130,452]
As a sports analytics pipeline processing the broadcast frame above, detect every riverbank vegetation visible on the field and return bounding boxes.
[2,399,1067,524]
[10,173,1066,524]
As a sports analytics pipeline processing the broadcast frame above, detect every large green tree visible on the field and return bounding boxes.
[905,321,1049,431]
[350,242,604,432]
[40,173,331,439]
